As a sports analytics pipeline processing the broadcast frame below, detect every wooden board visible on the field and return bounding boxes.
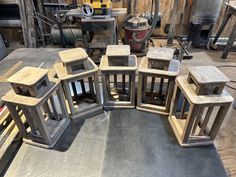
[99,55,137,71]
[147,47,175,61]
[59,48,88,64]
[189,66,230,84]
[0,106,22,176]
[138,57,180,76]
[177,76,233,104]
[106,45,130,57]
[7,67,48,86]
[54,58,98,81]
[0,61,23,83]
[2,78,59,107]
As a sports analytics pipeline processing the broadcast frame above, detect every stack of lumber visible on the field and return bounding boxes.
[0,105,22,176]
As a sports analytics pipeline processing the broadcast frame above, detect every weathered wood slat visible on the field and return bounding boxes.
[0,107,22,176]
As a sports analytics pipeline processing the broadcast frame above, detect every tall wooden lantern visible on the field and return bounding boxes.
[100,45,137,109]
[2,67,70,148]
[169,66,233,147]
[54,48,102,119]
[137,47,180,115]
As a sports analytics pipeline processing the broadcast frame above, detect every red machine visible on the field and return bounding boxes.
[124,16,149,52]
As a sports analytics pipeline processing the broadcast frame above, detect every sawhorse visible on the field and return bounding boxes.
[212,2,236,59]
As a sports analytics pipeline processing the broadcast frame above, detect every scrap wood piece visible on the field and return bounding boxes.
[0,61,23,83]
[0,106,12,133]
[0,122,21,176]
[0,107,22,176]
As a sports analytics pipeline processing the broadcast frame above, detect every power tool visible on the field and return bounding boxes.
[82,0,112,17]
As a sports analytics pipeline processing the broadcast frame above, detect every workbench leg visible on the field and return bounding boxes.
[222,22,236,59]
[213,13,231,44]
[167,0,179,45]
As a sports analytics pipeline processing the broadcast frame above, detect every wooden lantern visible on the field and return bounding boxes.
[168,66,233,147]
[100,45,137,109]
[54,48,102,119]
[137,47,180,115]
[8,67,50,97]
[2,67,70,148]
[146,47,175,70]
[59,48,89,74]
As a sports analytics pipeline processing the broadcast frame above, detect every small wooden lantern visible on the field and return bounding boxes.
[54,48,102,119]
[59,48,89,74]
[2,67,70,148]
[106,45,130,65]
[146,47,175,70]
[8,67,50,97]
[100,45,137,109]
[168,66,233,147]
[137,47,180,115]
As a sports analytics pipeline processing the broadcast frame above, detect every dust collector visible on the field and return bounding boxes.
[124,0,159,53]
[187,0,223,48]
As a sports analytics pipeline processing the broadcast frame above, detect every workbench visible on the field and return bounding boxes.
[0,48,228,177]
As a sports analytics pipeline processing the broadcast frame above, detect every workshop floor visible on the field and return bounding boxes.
[1,47,236,177]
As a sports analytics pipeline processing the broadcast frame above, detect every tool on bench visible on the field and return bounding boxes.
[82,0,112,17]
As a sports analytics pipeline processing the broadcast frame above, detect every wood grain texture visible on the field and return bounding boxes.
[58,48,88,64]
[54,57,98,81]
[177,48,236,176]
[189,66,230,84]
[106,45,130,56]
[137,56,179,115]
[7,67,48,86]
[146,47,175,61]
